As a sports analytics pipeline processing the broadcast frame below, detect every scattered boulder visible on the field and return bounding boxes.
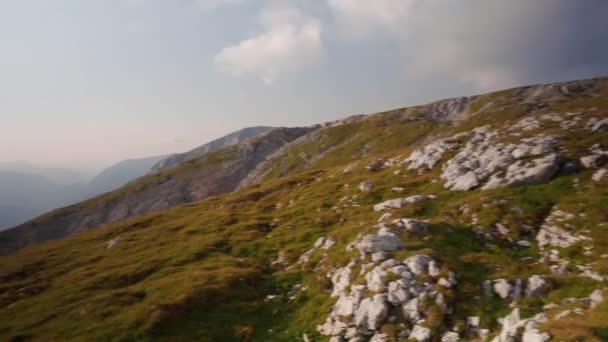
[355,294,389,330]
[441,331,460,342]
[592,169,607,181]
[526,275,549,297]
[589,289,604,309]
[373,195,434,211]
[409,325,431,341]
[359,181,374,192]
[393,218,428,234]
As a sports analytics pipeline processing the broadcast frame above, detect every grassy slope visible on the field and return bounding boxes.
[1,82,608,341]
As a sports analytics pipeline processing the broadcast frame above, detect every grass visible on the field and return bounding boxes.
[1,78,608,341]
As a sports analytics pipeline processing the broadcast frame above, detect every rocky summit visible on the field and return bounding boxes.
[1,76,607,341]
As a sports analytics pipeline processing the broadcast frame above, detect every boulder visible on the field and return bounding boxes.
[359,181,374,192]
[590,118,608,132]
[409,325,431,341]
[354,294,389,330]
[404,255,434,276]
[525,275,549,297]
[590,289,604,309]
[580,154,608,168]
[493,279,513,299]
[592,169,607,181]
[402,297,421,323]
[441,332,460,342]
[356,233,404,256]
[394,218,428,234]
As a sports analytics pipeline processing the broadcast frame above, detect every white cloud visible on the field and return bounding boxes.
[195,0,248,12]
[327,0,414,40]
[215,6,324,84]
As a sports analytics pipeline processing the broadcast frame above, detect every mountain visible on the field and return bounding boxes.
[0,127,315,254]
[87,155,169,196]
[1,76,607,341]
[0,172,84,230]
[151,126,275,172]
[0,160,89,185]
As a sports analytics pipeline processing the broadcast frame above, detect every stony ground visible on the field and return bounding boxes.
[0,76,607,341]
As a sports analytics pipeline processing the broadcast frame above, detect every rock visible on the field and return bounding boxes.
[592,168,607,181]
[467,316,480,329]
[106,237,121,249]
[441,331,460,342]
[331,263,354,297]
[393,218,428,234]
[517,240,532,247]
[359,181,374,192]
[377,213,393,223]
[403,139,460,171]
[366,159,384,172]
[493,279,513,299]
[402,298,421,323]
[322,237,337,250]
[314,237,326,248]
[409,325,431,341]
[526,275,549,297]
[354,294,389,330]
[580,154,608,168]
[366,266,388,292]
[511,117,541,131]
[483,280,493,297]
[387,281,411,305]
[437,278,453,288]
[482,153,561,190]
[554,310,571,320]
[356,233,404,256]
[392,187,405,193]
[370,333,390,342]
[343,164,358,173]
[373,195,434,211]
[536,225,587,249]
[404,255,434,276]
[590,118,608,132]
[428,261,440,277]
[590,289,604,309]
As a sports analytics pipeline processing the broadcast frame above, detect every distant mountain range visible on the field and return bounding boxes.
[0,127,275,231]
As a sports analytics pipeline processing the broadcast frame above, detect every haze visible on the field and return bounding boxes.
[1,0,607,173]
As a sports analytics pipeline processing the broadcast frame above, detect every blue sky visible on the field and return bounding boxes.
[1,0,607,171]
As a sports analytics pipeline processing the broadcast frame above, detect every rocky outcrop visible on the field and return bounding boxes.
[150,126,274,172]
[0,127,315,255]
[491,309,550,342]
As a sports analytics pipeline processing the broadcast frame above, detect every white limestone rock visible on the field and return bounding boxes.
[592,168,607,181]
[393,218,428,234]
[590,289,604,309]
[526,275,549,297]
[354,294,389,330]
[409,325,431,342]
[404,255,434,276]
[356,233,404,256]
[441,331,460,342]
[359,181,374,192]
[373,195,434,211]
[493,279,513,299]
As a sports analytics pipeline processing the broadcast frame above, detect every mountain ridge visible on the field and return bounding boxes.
[0,75,607,341]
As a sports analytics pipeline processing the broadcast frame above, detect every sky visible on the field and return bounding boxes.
[1,0,608,172]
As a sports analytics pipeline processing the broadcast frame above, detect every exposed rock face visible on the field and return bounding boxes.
[439,126,560,191]
[418,96,475,122]
[0,127,315,255]
[150,126,275,172]
[491,309,550,342]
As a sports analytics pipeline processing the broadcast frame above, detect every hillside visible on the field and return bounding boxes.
[0,127,314,254]
[0,76,607,341]
[151,126,275,172]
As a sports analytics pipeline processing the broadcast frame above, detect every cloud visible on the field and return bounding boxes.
[327,0,414,40]
[326,0,608,93]
[214,6,324,84]
[195,0,248,12]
